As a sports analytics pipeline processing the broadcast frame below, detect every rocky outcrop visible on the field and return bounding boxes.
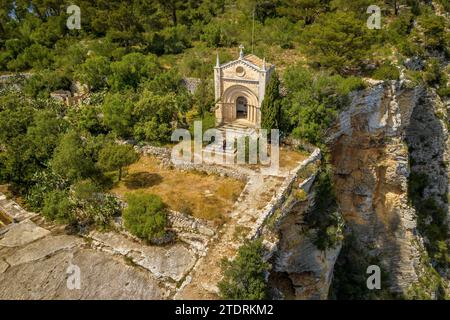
[327,81,449,297]
[257,148,341,300]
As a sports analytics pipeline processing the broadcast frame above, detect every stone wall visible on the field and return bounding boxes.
[135,144,250,181]
[247,148,343,300]
[248,148,322,240]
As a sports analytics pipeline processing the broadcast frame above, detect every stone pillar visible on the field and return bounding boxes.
[214,55,222,126]
[256,107,261,128]
[215,102,223,125]
[251,106,255,124]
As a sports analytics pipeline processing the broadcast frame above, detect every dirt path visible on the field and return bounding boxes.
[174,173,283,299]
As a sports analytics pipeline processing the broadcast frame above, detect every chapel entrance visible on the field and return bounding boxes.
[236,96,248,119]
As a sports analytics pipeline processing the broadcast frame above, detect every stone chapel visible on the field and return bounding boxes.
[214,46,275,128]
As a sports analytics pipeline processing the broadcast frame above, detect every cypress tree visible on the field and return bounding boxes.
[261,72,281,131]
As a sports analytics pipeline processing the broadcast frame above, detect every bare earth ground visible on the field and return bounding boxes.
[112,156,245,223]
[0,149,306,299]
[174,173,284,299]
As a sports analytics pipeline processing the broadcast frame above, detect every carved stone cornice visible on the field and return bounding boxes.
[220,59,261,72]
[222,77,259,84]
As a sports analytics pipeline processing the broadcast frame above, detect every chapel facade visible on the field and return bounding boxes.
[214,46,274,128]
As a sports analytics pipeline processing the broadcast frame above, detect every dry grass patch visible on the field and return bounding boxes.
[112,156,245,224]
[242,147,308,172]
[279,148,309,170]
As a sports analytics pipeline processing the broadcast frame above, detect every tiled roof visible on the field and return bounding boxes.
[243,54,273,69]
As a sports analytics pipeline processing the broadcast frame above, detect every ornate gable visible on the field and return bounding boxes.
[214,46,275,128]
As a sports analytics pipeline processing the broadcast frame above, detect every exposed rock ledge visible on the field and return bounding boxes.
[328,81,449,296]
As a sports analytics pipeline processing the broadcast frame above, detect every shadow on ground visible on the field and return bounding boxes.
[124,172,163,189]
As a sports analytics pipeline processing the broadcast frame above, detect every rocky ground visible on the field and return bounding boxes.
[0,150,309,300]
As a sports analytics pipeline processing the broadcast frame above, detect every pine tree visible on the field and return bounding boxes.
[260,72,281,131]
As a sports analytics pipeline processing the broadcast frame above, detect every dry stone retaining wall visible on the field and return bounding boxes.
[135,144,250,181]
[249,148,322,240]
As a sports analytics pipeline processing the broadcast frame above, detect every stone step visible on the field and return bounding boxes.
[204,144,236,154]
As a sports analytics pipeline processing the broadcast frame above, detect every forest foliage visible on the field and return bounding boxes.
[0,0,449,298]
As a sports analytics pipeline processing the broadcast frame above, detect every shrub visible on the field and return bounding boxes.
[422,58,444,86]
[71,180,121,226]
[97,142,139,181]
[24,70,72,99]
[123,193,168,242]
[304,167,344,250]
[42,190,74,223]
[160,25,191,54]
[371,62,400,80]
[26,170,68,210]
[201,23,223,47]
[51,131,96,182]
[283,65,364,146]
[218,240,270,300]
[189,111,216,137]
[408,172,450,269]
[294,189,308,201]
[108,53,160,91]
[74,55,111,91]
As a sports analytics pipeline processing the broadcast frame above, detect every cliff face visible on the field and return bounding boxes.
[327,81,449,297]
[263,154,342,300]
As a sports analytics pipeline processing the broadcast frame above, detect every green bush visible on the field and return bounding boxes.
[42,190,74,223]
[301,11,375,74]
[201,23,224,48]
[218,239,270,300]
[72,180,121,226]
[304,167,344,250]
[107,53,160,91]
[123,193,168,242]
[408,172,450,269]
[188,111,216,137]
[9,44,54,70]
[101,93,135,137]
[422,58,445,86]
[74,55,111,91]
[24,70,72,99]
[160,25,191,54]
[50,131,96,182]
[97,142,139,181]
[283,65,364,146]
[26,170,68,210]
[371,63,400,80]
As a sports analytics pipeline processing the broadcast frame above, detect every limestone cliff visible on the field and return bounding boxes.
[261,153,343,300]
[327,81,450,298]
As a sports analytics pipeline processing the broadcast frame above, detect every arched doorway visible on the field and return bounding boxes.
[220,85,258,125]
[236,96,248,119]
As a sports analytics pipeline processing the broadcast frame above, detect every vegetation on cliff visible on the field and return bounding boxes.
[218,239,270,299]
[0,0,449,299]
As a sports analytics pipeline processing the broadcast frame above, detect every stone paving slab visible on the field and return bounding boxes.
[0,220,50,247]
[135,244,197,282]
[90,231,197,282]
[0,248,167,299]
[5,234,83,267]
[0,259,8,273]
